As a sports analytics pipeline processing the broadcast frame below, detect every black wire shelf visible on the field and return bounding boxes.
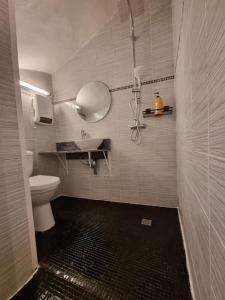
[142,106,173,118]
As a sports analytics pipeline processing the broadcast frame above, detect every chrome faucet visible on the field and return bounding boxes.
[81,130,87,140]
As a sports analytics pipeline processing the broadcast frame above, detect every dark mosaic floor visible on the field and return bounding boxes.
[14,197,192,300]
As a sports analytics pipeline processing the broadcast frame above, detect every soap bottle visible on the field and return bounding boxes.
[154,92,164,116]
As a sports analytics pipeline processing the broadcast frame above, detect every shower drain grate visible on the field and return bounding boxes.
[141,218,152,226]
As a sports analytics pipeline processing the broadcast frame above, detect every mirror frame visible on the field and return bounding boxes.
[75,81,111,123]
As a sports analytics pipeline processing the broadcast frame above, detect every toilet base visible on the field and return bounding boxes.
[33,203,55,232]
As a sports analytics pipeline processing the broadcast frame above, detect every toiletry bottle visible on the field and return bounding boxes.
[154,92,164,115]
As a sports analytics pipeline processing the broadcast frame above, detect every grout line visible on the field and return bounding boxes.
[182,174,210,221]
[174,0,185,72]
[206,0,212,292]
[209,220,225,251]
[53,75,174,104]
[178,208,197,300]
[188,243,202,300]
[181,148,225,165]
[193,150,225,164]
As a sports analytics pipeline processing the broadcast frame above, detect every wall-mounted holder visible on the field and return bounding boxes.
[39,139,111,175]
[82,152,97,175]
[142,106,173,118]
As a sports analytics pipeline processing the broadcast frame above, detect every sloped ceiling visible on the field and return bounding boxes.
[15,0,117,74]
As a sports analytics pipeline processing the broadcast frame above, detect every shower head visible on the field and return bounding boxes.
[117,0,145,22]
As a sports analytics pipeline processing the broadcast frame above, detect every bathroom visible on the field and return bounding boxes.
[0,0,224,299]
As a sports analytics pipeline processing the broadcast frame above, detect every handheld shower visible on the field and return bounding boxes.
[134,65,143,89]
[129,65,146,144]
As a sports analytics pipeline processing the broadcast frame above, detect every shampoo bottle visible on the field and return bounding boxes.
[154,92,164,115]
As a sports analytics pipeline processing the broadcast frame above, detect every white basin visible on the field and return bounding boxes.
[75,138,103,150]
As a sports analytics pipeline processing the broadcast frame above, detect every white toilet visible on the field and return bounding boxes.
[25,150,60,232]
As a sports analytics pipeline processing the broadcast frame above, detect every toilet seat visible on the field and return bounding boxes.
[29,175,60,191]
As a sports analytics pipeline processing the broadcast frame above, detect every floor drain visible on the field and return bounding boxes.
[141,218,152,226]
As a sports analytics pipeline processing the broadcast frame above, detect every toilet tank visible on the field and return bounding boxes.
[25,150,34,177]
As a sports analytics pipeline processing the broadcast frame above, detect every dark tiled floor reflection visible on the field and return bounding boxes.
[14,197,192,300]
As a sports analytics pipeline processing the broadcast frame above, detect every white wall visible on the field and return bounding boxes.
[52,0,177,207]
[172,0,225,299]
[15,0,117,73]
[19,69,58,177]
[20,69,53,93]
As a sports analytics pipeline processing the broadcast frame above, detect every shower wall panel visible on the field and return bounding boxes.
[53,0,177,207]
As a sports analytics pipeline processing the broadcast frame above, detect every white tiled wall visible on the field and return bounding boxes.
[0,1,35,298]
[53,0,177,207]
[172,0,225,298]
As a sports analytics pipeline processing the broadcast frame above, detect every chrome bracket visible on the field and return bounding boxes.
[81,150,110,175]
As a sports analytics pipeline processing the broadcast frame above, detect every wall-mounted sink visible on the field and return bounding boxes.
[75,138,103,150]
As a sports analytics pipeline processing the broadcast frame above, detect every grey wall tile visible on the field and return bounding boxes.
[173,0,225,298]
[0,1,34,298]
[207,0,225,158]
[192,196,210,300]
[209,157,225,247]
[150,0,174,78]
[188,152,209,217]
[210,226,225,300]
[52,0,176,208]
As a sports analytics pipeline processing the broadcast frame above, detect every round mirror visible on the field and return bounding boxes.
[75,81,111,123]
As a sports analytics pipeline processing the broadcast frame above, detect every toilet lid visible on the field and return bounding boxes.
[29,175,60,191]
